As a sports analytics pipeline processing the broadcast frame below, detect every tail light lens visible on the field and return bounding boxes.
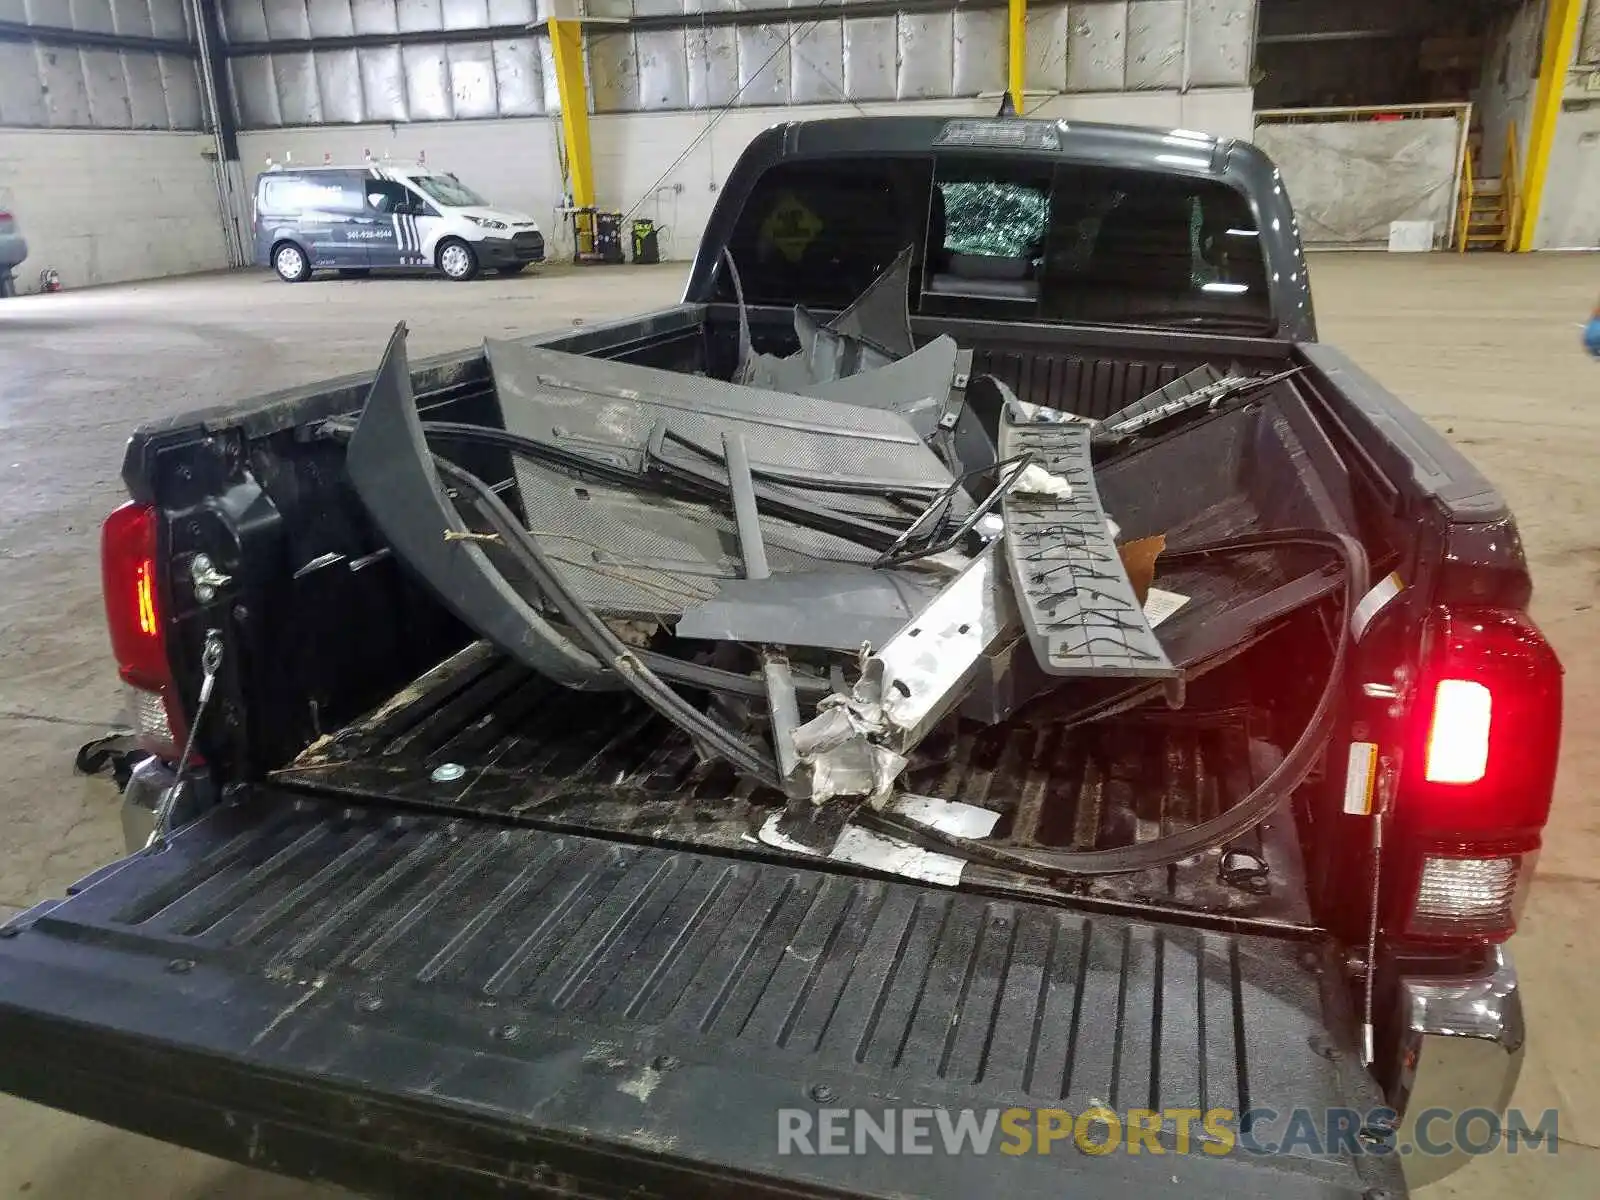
[1391,606,1562,942]
[101,502,184,758]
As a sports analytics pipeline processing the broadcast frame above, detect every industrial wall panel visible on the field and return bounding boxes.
[221,0,270,43]
[842,15,895,101]
[40,47,93,126]
[308,0,355,38]
[0,44,49,126]
[230,53,281,125]
[486,0,533,23]
[446,40,497,116]
[1125,0,1183,90]
[396,0,443,34]
[351,0,399,36]
[1253,117,1458,246]
[161,50,202,126]
[0,0,28,24]
[537,35,558,112]
[110,0,154,37]
[442,0,488,30]
[789,18,844,105]
[736,23,790,106]
[897,11,953,99]
[23,0,72,29]
[69,0,117,35]
[491,38,541,115]
[1583,0,1600,65]
[686,24,737,108]
[1067,0,1128,93]
[82,47,133,126]
[952,8,1005,96]
[359,44,407,119]
[123,46,169,126]
[632,0,683,16]
[146,0,189,39]
[263,0,311,40]
[589,30,641,112]
[0,127,230,285]
[637,29,690,109]
[1025,2,1070,93]
[401,42,451,117]
[1186,0,1254,87]
[316,46,365,121]
[273,48,323,123]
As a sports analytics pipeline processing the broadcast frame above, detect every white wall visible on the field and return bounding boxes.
[0,129,231,290]
[1474,0,1544,180]
[1532,0,1600,248]
[238,88,1255,264]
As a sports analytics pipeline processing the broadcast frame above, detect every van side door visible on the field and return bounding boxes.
[288,171,371,267]
[360,180,412,268]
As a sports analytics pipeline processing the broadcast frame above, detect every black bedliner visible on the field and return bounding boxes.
[0,789,1399,1199]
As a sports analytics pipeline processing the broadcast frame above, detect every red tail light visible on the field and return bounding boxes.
[1391,606,1563,941]
[101,502,184,758]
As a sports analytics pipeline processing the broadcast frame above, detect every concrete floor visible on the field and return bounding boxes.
[0,254,1595,1196]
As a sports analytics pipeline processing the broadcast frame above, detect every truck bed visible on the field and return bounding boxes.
[0,787,1402,1199]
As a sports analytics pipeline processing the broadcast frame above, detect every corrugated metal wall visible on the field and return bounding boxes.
[220,0,1257,128]
[0,0,207,129]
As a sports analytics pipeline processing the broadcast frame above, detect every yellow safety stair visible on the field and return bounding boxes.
[1457,126,1521,253]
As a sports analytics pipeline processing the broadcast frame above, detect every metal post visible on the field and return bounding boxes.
[722,432,804,793]
[1007,0,1026,112]
[548,17,596,210]
[189,0,247,268]
[1518,0,1583,252]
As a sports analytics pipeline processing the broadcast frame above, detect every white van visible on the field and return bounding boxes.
[253,163,545,282]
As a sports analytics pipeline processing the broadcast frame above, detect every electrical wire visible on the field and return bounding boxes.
[871,529,1370,877]
[433,456,785,789]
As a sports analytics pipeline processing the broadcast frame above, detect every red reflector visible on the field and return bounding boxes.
[1424,679,1492,783]
[136,559,158,636]
[101,502,169,691]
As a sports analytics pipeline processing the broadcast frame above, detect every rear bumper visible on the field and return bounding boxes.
[1392,946,1525,1188]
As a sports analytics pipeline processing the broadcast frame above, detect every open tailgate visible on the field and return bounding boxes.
[0,789,1403,1198]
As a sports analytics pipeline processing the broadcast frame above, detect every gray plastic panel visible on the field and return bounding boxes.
[1099,362,1224,434]
[676,568,941,651]
[999,415,1177,679]
[510,457,875,619]
[487,338,957,511]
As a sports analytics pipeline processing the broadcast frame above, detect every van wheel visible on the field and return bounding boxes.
[437,239,479,281]
[272,242,311,283]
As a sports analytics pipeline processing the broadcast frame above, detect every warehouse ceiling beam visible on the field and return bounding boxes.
[1008,0,1026,112]
[0,20,195,56]
[1518,0,1583,252]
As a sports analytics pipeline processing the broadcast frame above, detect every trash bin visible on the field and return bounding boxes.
[594,211,625,264]
[631,219,661,265]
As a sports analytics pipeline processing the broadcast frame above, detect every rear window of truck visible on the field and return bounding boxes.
[717,155,1272,330]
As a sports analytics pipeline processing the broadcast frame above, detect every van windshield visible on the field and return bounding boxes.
[410,174,489,208]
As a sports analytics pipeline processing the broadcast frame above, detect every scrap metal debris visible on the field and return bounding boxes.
[340,262,1355,879]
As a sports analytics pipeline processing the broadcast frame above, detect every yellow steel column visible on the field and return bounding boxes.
[1517,0,1582,251]
[1008,0,1026,112]
[548,17,595,210]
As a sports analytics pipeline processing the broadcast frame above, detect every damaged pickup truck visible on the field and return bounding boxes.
[0,117,1562,1199]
